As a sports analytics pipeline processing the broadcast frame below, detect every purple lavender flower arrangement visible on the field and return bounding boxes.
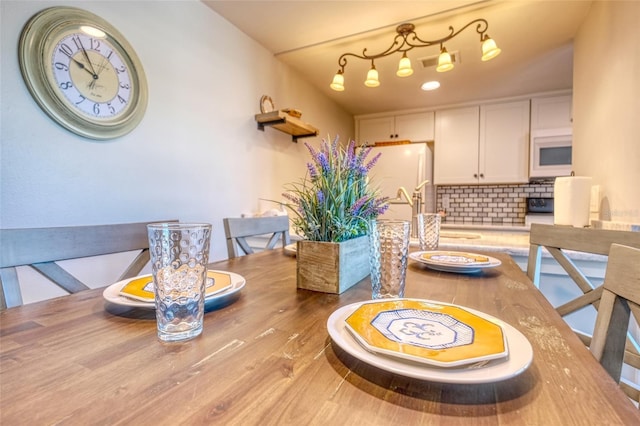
[282,135,389,242]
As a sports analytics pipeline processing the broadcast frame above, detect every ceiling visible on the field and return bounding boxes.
[203,1,593,116]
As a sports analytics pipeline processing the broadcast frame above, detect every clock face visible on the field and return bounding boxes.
[49,32,133,120]
[19,7,148,140]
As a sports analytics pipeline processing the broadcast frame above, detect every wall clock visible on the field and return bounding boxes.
[18,7,148,140]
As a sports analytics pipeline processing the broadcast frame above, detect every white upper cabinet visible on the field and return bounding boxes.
[479,100,530,184]
[530,95,572,130]
[357,112,434,144]
[434,106,480,184]
[357,116,395,144]
[434,100,530,184]
[395,112,435,142]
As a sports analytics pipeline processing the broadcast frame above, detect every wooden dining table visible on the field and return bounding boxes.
[1,248,639,425]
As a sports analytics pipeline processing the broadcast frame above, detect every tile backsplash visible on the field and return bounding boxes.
[437,182,554,225]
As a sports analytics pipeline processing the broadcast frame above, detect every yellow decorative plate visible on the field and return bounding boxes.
[118,270,233,302]
[422,251,491,264]
[344,299,508,368]
[409,251,501,273]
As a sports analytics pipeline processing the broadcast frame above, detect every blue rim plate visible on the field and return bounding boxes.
[102,270,245,310]
[409,251,501,273]
[327,299,533,384]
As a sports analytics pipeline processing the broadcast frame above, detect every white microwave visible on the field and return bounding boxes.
[530,128,573,178]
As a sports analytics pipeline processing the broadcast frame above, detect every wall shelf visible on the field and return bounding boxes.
[255,110,319,142]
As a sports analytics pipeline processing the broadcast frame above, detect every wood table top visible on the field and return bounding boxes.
[2,249,638,425]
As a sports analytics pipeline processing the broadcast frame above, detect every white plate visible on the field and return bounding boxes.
[102,270,246,309]
[327,300,533,384]
[409,251,501,274]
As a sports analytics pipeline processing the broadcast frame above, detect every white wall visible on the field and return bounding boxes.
[1,1,353,303]
[1,1,353,251]
[573,0,640,225]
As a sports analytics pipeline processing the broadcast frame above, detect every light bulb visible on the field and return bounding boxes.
[481,36,501,61]
[330,71,345,91]
[396,53,413,77]
[364,66,380,87]
[436,47,454,72]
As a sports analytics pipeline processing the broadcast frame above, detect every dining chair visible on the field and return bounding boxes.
[223,216,290,258]
[527,224,640,323]
[0,220,177,309]
[589,244,640,405]
[526,224,640,394]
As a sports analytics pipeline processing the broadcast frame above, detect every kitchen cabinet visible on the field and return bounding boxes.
[479,100,530,183]
[531,94,572,130]
[357,112,434,144]
[434,100,530,184]
[433,106,480,184]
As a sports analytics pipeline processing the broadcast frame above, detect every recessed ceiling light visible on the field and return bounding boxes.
[421,81,440,91]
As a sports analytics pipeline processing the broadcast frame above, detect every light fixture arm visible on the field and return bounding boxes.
[409,19,490,47]
[332,18,497,86]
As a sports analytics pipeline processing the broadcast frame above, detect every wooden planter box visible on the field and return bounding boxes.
[296,235,370,294]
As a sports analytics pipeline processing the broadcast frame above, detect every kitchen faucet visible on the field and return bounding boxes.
[393,180,430,238]
[411,180,430,238]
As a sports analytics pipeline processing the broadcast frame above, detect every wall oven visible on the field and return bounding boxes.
[529,128,573,178]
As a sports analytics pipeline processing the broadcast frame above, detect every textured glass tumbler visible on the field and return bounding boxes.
[369,220,411,299]
[417,213,441,251]
[147,223,212,342]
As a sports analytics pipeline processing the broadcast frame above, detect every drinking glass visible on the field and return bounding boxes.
[147,223,212,342]
[417,213,441,251]
[368,220,411,299]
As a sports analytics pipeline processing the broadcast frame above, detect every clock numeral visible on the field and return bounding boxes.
[117,95,127,104]
[120,83,130,90]
[58,43,74,58]
[107,103,116,115]
[93,103,101,115]
[71,36,83,51]
[75,95,87,105]
[90,38,102,52]
[114,65,126,74]
[59,81,73,90]
[54,62,69,72]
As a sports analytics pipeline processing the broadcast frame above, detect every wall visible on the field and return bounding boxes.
[437,182,554,225]
[0,1,353,303]
[1,0,354,250]
[573,1,640,225]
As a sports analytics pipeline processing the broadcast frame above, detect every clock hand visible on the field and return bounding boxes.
[88,56,111,89]
[76,37,99,78]
[70,56,97,78]
[94,56,109,77]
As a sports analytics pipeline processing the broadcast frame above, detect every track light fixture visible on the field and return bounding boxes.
[330,19,501,91]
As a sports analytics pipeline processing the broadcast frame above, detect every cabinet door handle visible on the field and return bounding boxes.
[473,173,478,178]
[480,173,485,178]
[390,134,394,138]
[394,134,399,138]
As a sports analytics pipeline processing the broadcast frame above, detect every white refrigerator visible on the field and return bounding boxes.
[365,141,434,222]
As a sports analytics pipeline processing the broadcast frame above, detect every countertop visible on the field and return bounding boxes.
[436,224,607,262]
